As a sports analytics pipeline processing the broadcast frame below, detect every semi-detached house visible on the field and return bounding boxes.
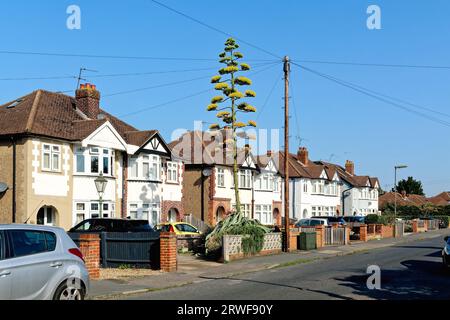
[276,147,380,220]
[169,130,283,227]
[0,84,184,230]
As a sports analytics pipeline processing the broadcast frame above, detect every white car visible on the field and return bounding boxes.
[0,224,89,300]
[295,218,329,227]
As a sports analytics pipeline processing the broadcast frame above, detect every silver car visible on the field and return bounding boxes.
[0,224,90,300]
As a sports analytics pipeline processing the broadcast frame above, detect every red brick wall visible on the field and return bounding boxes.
[78,234,100,279]
[208,198,231,226]
[381,225,394,238]
[160,232,177,272]
[289,231,300,251]
[315,225,325,248]
[272,201,282,226]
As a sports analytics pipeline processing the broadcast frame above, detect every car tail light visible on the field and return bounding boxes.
[169,224,175,233]
[69,248,85,263]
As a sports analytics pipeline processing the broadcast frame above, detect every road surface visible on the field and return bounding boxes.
[128,235,450,300]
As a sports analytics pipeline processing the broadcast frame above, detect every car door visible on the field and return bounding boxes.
[7,229,61,300]
[0,230,12,299]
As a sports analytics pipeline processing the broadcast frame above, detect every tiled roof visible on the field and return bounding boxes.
[0,89,159,147]
[169,130,256,167]
[379,192,431,208]
[428,192,450,206]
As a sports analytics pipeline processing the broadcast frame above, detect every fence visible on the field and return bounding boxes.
[395,222,405,237]
[184,214,209,232]
[70,232,160,268]
[324,227,348,246]
[426,219,439,230]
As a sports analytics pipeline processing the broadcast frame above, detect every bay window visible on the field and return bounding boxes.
[129,202,160,226]
[255,204,272,225]
[128,154,161,181]
[74,146,114,176]
[238,170,252,189]
[233,204,251,218]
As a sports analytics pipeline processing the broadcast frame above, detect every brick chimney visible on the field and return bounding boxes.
[76,83,100,119]
[267,150,273,157]
[345,160,354,175]
[297,147,309,165]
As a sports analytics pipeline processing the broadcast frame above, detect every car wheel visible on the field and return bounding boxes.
[54,279,85,300]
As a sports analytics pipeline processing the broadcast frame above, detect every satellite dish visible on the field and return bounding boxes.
[0,182,8,194]
[202,168,213,177]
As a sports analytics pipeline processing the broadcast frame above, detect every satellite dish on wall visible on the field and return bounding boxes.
[202,168,213,177]
[0,182,8,194]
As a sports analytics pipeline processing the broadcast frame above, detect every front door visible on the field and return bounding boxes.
[37,207,55,226]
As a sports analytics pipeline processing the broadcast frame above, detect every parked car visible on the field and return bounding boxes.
[343,216,366,224]
[312,216,347,225]
[156,222,201,236]
[69,218,157,234]
[443,236,450,269]
[295,218,329,227]
[0,224,89,300]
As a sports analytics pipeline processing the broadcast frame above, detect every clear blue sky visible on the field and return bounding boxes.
[1,0,449,196]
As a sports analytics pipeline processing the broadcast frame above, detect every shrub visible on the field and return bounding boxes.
[365,214,380,225]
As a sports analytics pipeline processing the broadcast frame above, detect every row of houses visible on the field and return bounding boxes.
[0,85,381,230]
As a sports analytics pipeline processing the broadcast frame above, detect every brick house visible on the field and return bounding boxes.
[169,130,282,227]
[0,84,184,229]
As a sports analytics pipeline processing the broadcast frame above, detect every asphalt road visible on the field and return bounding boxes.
[129,235,450,300]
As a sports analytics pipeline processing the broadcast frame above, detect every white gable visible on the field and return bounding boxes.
[143,136,167,153]
[332,172,340,182]
[263,159,278,173]
[82,121,127,151]
[319,170,328,179]
[243,154,257,169]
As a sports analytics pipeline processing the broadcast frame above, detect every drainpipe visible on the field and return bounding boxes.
[341,187,353,216]
[11,136,16,223]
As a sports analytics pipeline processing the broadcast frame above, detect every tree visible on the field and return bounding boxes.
[207,37,257,216]
[392,176,425,196]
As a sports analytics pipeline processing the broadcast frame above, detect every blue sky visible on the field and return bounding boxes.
[1,0,449,196]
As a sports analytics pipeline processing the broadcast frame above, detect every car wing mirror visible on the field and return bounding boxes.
[445,236,449,242]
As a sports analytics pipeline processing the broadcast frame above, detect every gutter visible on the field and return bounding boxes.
[11,136,16,223]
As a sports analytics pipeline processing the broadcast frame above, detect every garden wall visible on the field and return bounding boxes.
[222,233,282,262]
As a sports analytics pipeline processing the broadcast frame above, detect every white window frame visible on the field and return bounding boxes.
[217,168,225,188]
[129,202,161,226]
[42,143,61,172]
[238,170,252,189]
[166,161,178,183]
[255,204,272,225]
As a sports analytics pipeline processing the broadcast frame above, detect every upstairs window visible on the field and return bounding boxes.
[42,144,61,172]
[128,154,161,181]
[75,146,114,176]
[217,168,225,187]
[166,162,178,183]
[238,170,252,189]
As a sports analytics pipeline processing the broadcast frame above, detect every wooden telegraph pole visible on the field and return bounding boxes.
[283,56,290,252]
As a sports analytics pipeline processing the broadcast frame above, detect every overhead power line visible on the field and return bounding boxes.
[149,0,282,60]
[291,62,450,128]
[257,71,283,120]
[119,61,280,117]
[103,61,279,97]
[292,59,450,70]
[0,50,276,63]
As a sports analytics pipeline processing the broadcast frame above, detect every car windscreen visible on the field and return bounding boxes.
[295,219,309,226]
[310,220,324,226]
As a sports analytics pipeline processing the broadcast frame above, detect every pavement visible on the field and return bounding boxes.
[89,228,450,300]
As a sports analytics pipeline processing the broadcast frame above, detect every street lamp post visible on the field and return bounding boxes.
[95,172,108,218]
[394,165,408,221]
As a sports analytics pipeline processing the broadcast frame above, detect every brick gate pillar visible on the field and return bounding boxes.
[160,232,177,272]
[78,234,100,280]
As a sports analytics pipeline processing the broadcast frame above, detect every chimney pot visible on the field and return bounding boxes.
[267,150,273,156]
